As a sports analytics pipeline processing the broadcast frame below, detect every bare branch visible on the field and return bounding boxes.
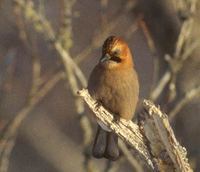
[149,0,199,103]
[143,100,193,172]
[78,88,193,172]
[169,86,200,121]
[0,71,65,172]
[77,89,153,169]
[150,71,171,101]
[13,1,94,171]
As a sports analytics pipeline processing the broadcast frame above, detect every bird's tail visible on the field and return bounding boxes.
[92,125,119,161]
[104,131,119,160]
[92,125,107,158]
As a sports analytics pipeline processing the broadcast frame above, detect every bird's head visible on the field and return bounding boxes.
[100,36,134,69]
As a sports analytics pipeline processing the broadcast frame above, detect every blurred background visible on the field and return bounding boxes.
[0,0,199,172]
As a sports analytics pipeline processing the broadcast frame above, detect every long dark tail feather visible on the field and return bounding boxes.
[92,125,107,158]
[104,132,119,161]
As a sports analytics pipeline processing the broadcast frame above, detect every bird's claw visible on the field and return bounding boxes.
[94,100,102,111]
[112,115,120,124]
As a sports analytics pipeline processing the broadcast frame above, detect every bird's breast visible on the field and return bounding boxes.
[88,65,139,119]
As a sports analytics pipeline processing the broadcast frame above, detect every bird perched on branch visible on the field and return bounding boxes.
[88,36,139,161]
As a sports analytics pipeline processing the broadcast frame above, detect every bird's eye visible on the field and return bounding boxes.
[113,50,120,57]
[109,49,121,63]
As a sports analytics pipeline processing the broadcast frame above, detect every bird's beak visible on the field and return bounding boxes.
[100,53,111,62]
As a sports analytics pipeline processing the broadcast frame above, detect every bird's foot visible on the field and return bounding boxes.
[112,115,120,124]
[93,100,102,111]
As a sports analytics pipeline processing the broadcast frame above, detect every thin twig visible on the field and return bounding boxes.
[149,0,199,103]
[74,1,137,64]
[0,71,65,172]
[13,1,94,171]
[149,71,171,101]
[169,86,200,121]
[165,0,199,103]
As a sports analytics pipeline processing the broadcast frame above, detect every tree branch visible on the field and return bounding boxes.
[78,88,193,172]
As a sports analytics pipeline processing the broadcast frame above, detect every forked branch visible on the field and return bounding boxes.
[78,89,193,172]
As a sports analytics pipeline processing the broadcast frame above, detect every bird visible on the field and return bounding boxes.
[87,36,139,161]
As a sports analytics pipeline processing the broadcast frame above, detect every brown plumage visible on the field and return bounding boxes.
[88,36,139,161]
